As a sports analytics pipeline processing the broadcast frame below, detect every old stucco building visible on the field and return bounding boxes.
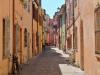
[0,0,13,75]
[66,0,100,75]
[53,4,66,50]
[0,0,45,75]
[77,0,100,75]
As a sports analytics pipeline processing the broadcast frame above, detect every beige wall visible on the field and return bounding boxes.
[74,0,84,69]
[75,0,100,75]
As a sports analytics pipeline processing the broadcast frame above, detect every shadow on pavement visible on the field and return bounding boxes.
[21,46,84,75]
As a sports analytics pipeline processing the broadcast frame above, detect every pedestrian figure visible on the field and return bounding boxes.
[43,44,45,51]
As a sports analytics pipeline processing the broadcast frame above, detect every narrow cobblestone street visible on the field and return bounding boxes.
[0,0,100,75]
[21,46,84,75]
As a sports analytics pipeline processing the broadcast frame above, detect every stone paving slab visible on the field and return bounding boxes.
[21,46,84,75]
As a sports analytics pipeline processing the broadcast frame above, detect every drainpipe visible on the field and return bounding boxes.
[13,0,15,55]
[37,6,39,54]
[11,0,15,74]
[32,1,34,56]
[65,1,67,52]
[60,15,62,49]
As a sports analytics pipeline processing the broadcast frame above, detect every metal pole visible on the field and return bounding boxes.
[13,0,15,55]
[65,0,67,53]
[32,1,34,56]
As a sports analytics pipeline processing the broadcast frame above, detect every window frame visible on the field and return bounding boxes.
[95,6,100,54]
[23,0,30,12]
[73,26,78,50]
[3,17,10,58]
[24,28,28,47]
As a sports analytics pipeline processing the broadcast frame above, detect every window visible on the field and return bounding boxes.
[73,27,78,50]
[36,32,39,47]
[33,4,38,21]
[24,28,28,47]
[67,35,72,49]
[74,0,77,8]
[20,0,24,3]
[23,0,30,12]
[27,1,30,12]
[15,24,20,52]
[95,7,100,54]
[3,17,10,58]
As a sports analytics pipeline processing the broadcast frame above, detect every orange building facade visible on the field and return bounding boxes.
[76,0,100,75]
[0,0,44,75]
[32,0,44,55]
[66,0,100,75]
[0,0,13,75]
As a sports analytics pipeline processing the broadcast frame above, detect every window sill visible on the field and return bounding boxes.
[95,54,100,62]
[95,54,100,58]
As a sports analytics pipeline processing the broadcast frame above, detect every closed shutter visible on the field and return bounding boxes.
[15,24,20,53]
[95,7,100,54]
[3,17,10,58]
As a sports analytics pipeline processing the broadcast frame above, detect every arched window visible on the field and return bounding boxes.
[24,28,28,47]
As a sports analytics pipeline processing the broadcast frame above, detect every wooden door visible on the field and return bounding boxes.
[20,28,23,64]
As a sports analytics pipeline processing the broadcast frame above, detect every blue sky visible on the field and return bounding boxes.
[42,0,65,18]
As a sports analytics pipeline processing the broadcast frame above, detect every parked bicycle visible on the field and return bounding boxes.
[9,54,22,75]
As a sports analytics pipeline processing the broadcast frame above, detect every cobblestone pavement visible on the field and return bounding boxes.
[21,46,84,75]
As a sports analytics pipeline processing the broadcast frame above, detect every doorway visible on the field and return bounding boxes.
[20,28,23,64]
